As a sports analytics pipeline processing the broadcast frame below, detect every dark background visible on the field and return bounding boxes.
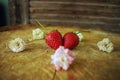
[0,0,9,27]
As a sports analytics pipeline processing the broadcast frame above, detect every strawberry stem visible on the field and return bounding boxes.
[34,19,51,34]
[34,19,45,29]
[75,30,90,34]
[79,30,90,32]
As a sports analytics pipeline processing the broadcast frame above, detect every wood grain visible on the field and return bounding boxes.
[30,0,120,4]
[0,24,120,80]
[8,0,29,25]
[29,0,120,31]
[9,0,120,31]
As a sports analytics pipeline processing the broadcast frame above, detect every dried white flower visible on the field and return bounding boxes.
[32,28,44,39]
[9,38,26,53]
[97,38,114,53]
[75,31,84,41]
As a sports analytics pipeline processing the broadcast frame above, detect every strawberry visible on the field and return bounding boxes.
[63,32,79,49]
[45,30,63,50]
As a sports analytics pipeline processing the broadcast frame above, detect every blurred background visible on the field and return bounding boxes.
[0,0,120,32]
[0,0,9,27]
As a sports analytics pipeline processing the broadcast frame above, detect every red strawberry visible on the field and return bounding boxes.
[63,32,79,49]
[45,30,63,50]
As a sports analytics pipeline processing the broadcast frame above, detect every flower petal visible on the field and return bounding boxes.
[51,46,75,71]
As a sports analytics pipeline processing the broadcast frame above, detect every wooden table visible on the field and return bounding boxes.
[0,24,120,80]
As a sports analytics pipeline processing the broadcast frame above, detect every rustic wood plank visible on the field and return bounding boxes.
[30,13,120,24]
[29,1,120,18]
[30,1,120,7]
[30,0,120,4]
[29,19,120,28]
[29,0,120,31]
[8,0,16,25]
[30,7,120,17]
[15,0,29,24]
[30,18,119,25]
[8,0,29,25]
[30,19,120,33]
[9,0,120,31]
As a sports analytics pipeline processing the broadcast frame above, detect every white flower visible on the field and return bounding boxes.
[75,31,84,41]
[32,28,44,39]
[9,38,26,53]
[51,46,75,71]
[97,38,114,53]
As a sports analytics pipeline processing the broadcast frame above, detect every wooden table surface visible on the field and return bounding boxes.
[0,24,120,80]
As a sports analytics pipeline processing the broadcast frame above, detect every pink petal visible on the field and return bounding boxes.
[51,46,75,71]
